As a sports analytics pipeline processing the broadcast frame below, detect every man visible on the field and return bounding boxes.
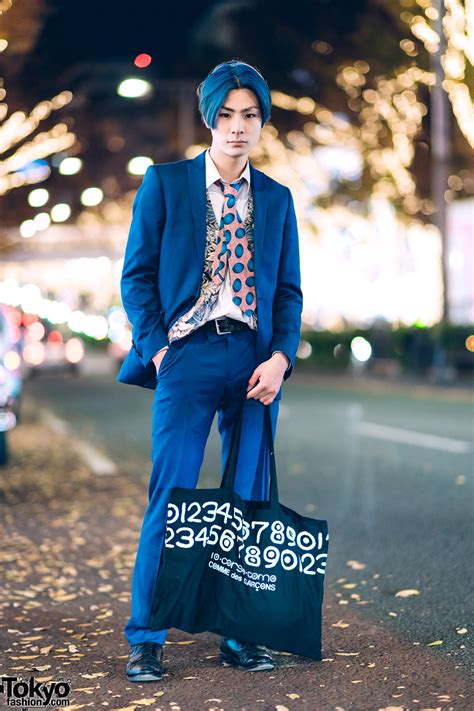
[119,59,302,681]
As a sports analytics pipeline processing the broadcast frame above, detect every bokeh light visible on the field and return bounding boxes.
[50,203,71,222]
[28,188,49,207]
[59,157,83,175]
[80,187,104,207]
[351,337,373,362]
[117,78,152,98]
[134,53,152,68]
[127,156,153,175]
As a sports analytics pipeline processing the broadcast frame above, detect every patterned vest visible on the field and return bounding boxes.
[167,187,258,343]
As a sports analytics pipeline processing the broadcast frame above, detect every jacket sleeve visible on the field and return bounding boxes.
[120,165,169,367]
[270,188,303,381]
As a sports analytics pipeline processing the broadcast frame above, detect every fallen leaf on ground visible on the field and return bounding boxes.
[426,640,443,646]
[346,560,366,570]
[32,664,51,671]
[22,635,43,641]
[286,693,300,699]
[332,620,350,628]
[335,651,360,656]
[395,589,420,597]
[80,672,108,678]
[49,592,78,602]
[96,610,113,620]
[456,627,467,634]
[130,700,157,706]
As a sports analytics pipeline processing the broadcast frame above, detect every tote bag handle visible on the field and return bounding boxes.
[220,396,279,507]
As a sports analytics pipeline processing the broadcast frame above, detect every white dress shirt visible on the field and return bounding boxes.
[155,148,289,370]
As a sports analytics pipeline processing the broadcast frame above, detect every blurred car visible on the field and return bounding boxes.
[0,305,22,466]
[22,319,85,377]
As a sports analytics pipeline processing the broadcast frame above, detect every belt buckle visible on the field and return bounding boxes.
[215,318,232,335]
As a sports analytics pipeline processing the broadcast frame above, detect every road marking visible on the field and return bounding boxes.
[73,440,117,476]
[353,421,471,454]
[41,409,117,475]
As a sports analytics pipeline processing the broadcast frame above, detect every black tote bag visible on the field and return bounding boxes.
[149,397,329,660]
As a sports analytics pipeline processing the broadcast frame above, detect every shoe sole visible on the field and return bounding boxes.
[126,672,164,682]
[220,655,274,672]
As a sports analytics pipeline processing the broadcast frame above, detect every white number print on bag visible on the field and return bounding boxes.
[165,500,329,581]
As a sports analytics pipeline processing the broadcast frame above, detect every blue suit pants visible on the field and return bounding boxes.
[124,325,279,645]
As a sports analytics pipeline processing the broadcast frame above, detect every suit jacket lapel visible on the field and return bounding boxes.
[249,162,268,301]
[188,149,268,300]
[188,150,207,267]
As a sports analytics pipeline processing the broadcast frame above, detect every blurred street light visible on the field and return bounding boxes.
[117,78,152,98]
[351,337,373,362]
[134,53,152,69]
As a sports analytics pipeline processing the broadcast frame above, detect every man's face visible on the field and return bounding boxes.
[208,87,265,159]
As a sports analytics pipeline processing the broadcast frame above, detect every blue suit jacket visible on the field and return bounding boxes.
[117,148,303,395]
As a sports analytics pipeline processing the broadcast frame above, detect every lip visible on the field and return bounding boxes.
[228,141,246,144]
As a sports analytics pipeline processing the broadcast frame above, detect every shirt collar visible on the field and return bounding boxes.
[205,147,251,190]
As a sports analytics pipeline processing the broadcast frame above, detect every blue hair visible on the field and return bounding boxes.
[197,59,271,128]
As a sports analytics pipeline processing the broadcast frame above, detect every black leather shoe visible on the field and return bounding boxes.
[126,641,165,682]
[220,637,274,671]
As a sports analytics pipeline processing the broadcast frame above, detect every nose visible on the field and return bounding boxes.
[230,114,244,135]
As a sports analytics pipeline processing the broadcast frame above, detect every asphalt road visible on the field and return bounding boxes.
[24,361,474,678]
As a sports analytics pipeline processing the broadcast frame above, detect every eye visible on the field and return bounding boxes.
[246,113,257,118]
[219,112,230,118]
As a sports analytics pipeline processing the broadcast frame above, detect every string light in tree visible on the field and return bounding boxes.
[0,91,77,196]
[270,65,433,214]
[401,0,474,148]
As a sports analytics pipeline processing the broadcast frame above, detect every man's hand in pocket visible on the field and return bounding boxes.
[152,347,168,375]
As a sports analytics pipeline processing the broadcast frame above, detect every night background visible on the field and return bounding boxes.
[0,1,473,708]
